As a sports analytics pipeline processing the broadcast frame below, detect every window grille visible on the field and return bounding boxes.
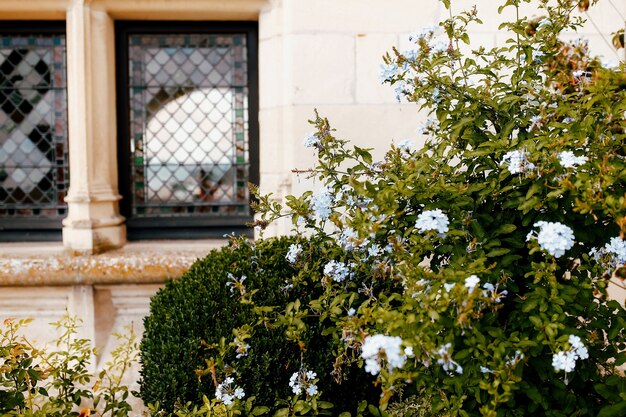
[0,23,68,240]
[116,23,258,239]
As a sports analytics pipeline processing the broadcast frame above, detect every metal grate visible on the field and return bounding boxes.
[127,33,250,217]
[0,32,68,220]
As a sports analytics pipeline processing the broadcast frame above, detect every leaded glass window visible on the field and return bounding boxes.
[127,29,253,209]
[0,24,68,239]
[117,22,257,238]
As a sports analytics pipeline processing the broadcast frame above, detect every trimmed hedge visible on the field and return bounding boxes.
[139,236,377,414]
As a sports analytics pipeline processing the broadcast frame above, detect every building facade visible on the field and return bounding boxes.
[0,0,624,410]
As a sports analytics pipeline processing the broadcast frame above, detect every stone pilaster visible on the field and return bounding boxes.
[63,1,125,254]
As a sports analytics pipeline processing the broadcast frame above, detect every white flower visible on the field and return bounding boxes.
[529,221,575,258]
[552,350,577,373]
[464,275,480,292]
[397,139,414,151]
[394,81,411,102]
[430,40,448,55]
[434,343,463,375]
[415,209,449,235]
[379,63,398,83]
[337,227,358,251]
[289,369,318,397]
[573,70,591,83]
[482,282,508,303]
[529,115,542,130]
[505,350,524,367]
[408,25,439,43]
[215,378,245,405]
[538,18,551,29]
[402,49,418,62]
[558,151,587,169]
[605,236,626,264]
[443,282,455,292]
[501,149,535,174]
[323,260,352,282]
[304,133,320,148]
[552,334,589,374]
[361,334,406,375]
[404,346,414,357]
[311,187,334,220]
[347,307,356,316]
[568,335,589,360]
[480,366,493,374]
[286,244,302,263]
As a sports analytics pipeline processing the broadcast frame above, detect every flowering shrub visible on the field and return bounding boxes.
[0,315,139,416]
[253,0,626,416]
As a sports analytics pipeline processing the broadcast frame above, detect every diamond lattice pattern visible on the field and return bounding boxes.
[128,34,249,217]
[0,35,68,219]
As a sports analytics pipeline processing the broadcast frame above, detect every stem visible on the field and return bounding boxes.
[449,5,469,85]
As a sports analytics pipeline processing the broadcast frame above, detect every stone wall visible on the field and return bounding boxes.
[0,0,624,413]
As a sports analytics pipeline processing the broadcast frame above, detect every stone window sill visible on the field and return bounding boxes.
[0,240,225,286]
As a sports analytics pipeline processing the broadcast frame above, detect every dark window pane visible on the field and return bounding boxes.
[0,31,68,220]
[127,33,249,218]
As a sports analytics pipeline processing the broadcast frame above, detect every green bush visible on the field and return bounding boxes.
[139,236,380,414]
[252,1,626,416]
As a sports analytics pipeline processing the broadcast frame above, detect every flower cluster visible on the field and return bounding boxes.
[304,133,321,148]
[215,377,245,405]
[379,63,398,83]
[558,150,587,169]
[226,273,247,295]
[323,260,352,283]
[233,336,250,359]
[552,335,589,374]
[590,236,626,271]
[415,209,449,235]
[311,186,334,220]
[464,275,480,292]
[501,149,535,174]
[527,221,575,258]
[361,334,407,376]
[433,343,463,375]
[288,369,319,397]
[286,243,302,264]
[482,282,508,303]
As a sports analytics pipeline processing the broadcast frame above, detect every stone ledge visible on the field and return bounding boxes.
[0,240,226,286]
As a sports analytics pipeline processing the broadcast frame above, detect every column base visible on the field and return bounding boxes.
[63,223,126,255]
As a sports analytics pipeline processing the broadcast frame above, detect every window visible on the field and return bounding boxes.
[115,22,258,239]
[0,22,68,241]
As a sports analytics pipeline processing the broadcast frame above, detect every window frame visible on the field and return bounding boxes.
[0,21,68,242]
[114,21,259,240]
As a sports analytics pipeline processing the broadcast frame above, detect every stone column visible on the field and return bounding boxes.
[63,0,126,254]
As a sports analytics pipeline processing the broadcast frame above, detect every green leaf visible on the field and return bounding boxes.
[486,248,511,257]
[317,401,334,409]
[253,406,270,415]
[494,224,517,235]
[368,405,381,417]
[597,401,626,417]
[274,408,289,417]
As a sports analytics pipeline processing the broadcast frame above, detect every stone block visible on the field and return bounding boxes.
[259,36,287,109]
[356,33,401,104]
[289,34,356,104]
[285,0,442,34]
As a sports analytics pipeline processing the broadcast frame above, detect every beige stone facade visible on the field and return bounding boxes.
[0,0,624,412]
